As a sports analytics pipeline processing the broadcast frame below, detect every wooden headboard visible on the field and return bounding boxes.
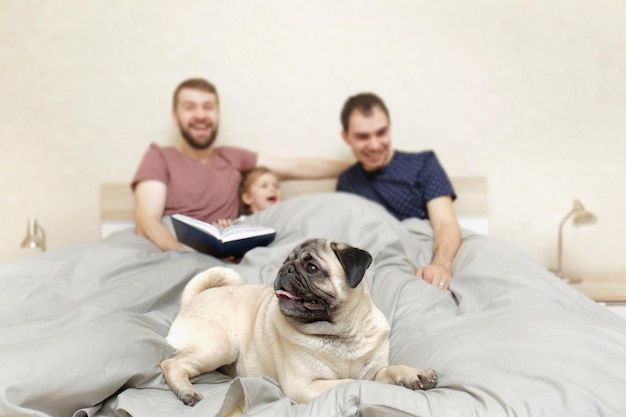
[101,177,488,235]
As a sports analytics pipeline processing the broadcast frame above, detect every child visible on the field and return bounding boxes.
[214,166,282,227]
[239,166,282,215]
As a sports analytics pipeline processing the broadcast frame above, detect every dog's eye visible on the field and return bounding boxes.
[306,263,318,274]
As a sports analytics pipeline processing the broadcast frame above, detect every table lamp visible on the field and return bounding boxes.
[553,199,597,284]
[21,217,46,251]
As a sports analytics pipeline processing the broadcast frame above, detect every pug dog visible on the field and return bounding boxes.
[161,238,437,406]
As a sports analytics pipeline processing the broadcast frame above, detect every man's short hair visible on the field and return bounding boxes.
[340,93,390,132]
[173,78,219,109]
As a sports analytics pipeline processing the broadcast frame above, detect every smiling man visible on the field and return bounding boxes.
[337,93,461,289]
[131,78,349,252]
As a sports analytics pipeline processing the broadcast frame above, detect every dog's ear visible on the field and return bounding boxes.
[331,243,373,288]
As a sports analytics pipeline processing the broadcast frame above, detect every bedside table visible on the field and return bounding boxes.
[572,273,626,319]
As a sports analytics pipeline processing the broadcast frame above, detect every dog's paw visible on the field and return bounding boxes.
[180,390,204,406]
[377,365,438,391]
[398,370,438,390]
[414,368,438,390]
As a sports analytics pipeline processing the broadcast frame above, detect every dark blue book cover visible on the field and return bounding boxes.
[171,214,276,258]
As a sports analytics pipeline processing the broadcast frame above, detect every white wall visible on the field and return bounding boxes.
[1,0,625,274]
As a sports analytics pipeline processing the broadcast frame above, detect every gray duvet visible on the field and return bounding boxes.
[1,193,625,417]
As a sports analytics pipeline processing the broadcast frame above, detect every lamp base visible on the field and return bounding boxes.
[549,269,582,284]
[558,275,582,284]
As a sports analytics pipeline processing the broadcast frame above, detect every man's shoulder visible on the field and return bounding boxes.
[132,143,177,190]
[390,150,439,172]
[339,162,363,178]
[213,146,257,168]
[213,146,256,159]
[214,145,254,157]
[143,143,178,157]
[393,149,436,162]
[337,162,366,190]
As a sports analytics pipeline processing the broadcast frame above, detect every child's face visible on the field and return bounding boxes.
[242,173,282,213]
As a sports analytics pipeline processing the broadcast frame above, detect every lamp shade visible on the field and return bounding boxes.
[21,218,46,251]
[571,201,597,228]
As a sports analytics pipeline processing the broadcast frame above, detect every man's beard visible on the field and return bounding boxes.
[179,125,219,150]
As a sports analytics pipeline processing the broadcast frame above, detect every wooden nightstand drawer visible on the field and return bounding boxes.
[571,273,626,303]
[571,273,626,319]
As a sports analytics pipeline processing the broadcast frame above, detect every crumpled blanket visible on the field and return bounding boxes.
[1,193,624,417]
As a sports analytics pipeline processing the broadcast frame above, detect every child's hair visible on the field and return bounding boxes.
[238,166,275,215]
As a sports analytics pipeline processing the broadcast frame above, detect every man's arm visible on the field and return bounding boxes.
[416,195,461,290]
[134,180,186,252]
[257,155,352,180]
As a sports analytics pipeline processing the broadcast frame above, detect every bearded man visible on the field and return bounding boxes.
[132,78,348,252]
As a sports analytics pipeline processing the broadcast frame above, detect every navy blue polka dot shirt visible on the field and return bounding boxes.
[336,150,456,221]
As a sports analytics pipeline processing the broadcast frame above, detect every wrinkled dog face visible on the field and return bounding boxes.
[274,239,372,323]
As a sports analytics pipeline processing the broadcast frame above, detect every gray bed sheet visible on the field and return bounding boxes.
[1,193,625,417]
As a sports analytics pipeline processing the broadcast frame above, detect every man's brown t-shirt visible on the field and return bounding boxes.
[131,143,257,223]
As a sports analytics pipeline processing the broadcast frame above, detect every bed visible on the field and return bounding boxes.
[1,178,625,417]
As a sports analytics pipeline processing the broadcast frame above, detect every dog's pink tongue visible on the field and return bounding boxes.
[275,289,301,300]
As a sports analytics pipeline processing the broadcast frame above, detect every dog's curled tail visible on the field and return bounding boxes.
[180,266,243,306]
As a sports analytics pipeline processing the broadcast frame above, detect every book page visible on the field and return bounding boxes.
[171,214,220,238]
[220,225,276,242]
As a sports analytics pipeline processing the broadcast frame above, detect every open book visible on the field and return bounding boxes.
[171,214,276,258]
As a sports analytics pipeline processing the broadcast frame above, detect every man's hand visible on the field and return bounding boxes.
[419,195,461,290]
[416,263,452,290]
[213,218,233,228]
